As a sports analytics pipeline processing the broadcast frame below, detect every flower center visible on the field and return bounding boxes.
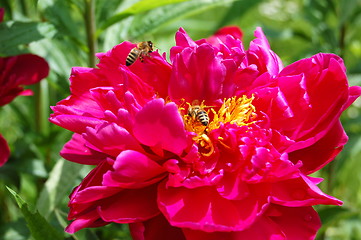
[181,96,256,156]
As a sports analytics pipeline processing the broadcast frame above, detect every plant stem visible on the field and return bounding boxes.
[84,0,97,67]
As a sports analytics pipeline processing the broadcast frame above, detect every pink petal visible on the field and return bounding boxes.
[0,54,49,106]
[0,134,10,167]
[103,150,166,188]
[271,174,342,206]
[268,205,321,240]
[0,8,4,22]
[98,184,160,223]
[65,210,108,234]
[278,54,353,142]
[206,26,243,48]
[214,26,243,40]
[96,41,135,68]
[289,120,348,174]
[128,52,172,99]
[169,43,226,103]
[60,133,108,165]
[248,27,283,75]
[129,214,186,240]
[158,181,263,232]
[72,186,120,204]
[82,123,143,157]
[183,216,285,240]
[133,98,187,155]
[49,112,104,133]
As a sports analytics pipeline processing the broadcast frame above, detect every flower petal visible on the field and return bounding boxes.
[129,214,186,240]
[83,123,143,158]
[60,133,108,165]
[98,184,160,223]
[289,120,348,174]
[158,181,263,232]
[133,98,187,155]
[182,216,285,240]
[0,54,49,106]
[270,174,342,206]
[65,210,108,234]
[169,43,226,103]
[0,134,10,166]
[103,150,166,188]
[268,205,321,240]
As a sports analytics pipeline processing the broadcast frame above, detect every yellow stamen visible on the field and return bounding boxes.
[181,96,256,157]
[208,95,256,131]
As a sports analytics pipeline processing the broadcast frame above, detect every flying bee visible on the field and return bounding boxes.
[188,104,209,126]
[126,41,154,66]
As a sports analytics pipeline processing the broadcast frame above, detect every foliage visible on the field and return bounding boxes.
[0,0,360,239]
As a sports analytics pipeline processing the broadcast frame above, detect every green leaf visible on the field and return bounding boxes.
[98,0,190,34]
[0,21,56,55]
[36,158,84,218]
[126,0,238,39]
[6,186,63,240]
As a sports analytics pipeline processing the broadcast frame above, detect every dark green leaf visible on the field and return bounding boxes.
[98,0,190,34]
[6,187,63,240]
[126,0,239,39]
[0,21,56,55]
[37,158,84,218]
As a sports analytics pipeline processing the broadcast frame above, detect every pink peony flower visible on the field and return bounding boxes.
[0,134,10,167]
[0,54,49,106]
[50,26,361,239]
[0,8,50,166]
[0,53,49,166]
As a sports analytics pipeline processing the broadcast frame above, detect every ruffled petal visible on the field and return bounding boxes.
[0,134,10,166]
[182,216,285,240]
[268,205,321,240]
[60,133,108,165]
[289,120,348,174]
[65,209,108,234]
[158,181,264,232]
[103,150,166,188]
[133,98,188,155]
[98,184,160,223]
[270,174,342,206]
[0,54,49,106]
[169,43,226,103]
[129,214,186,240]
[82,123,143,158]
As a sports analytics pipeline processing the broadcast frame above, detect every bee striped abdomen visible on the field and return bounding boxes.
[125,41,154,66]
[196,109,209,126]
[188,105,209,126]
[126,49,140,66]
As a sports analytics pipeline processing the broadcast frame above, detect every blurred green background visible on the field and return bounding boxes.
[0,0,360,239]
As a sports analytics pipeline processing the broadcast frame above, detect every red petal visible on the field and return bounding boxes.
[268,205,321,240]
[270,174,342,206]
[289,120,348,174]
[133,99,187,155]
[103,150,166,188]
[60,133,108,165]
[158,181,263,232]
[83,123,143,157]
[0,134,10,166]
[98,184,160,223]
[129,214,186,240]
[183,216,285,240]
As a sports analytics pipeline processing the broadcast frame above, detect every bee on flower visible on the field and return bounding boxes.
[50,26,361,239]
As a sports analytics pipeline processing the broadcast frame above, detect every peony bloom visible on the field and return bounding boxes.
[0,53,49,166]
[50,26,361,239]
[0,54,49,107]
[0,7,50,166]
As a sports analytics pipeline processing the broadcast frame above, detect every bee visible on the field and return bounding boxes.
[126,41,154,66]
[188,104,209,126]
